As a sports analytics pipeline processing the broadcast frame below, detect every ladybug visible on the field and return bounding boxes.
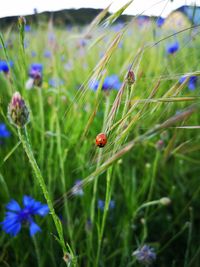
[96,133,107,148]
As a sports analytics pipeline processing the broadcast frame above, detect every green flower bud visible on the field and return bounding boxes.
[159,197,171,206]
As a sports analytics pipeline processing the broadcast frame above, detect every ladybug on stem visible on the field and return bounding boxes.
[96,133,107,148]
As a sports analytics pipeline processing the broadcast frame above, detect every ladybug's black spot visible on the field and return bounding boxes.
[98,143,104,148]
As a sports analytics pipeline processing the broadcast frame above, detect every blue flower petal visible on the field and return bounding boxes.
[98,200,105,210]
[188,82,196,90]
[1,216,21,236]
[34,204,49,216]
[0,123,10,138]
[29,63,43,74]
[6,199,21,212]
[23,195,36,208]
[166,41,179,54]
[29,221,41,236]
[179,76,187,84]
[89,79,99,91]
[23,195,49,216]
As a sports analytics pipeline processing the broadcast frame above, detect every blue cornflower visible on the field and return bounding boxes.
[25,25,31,32]
[166,41,179,54]
[29,63,43,75]
[1,196,49,237]
[77,39,87,48]
[31,51,37,57]
[28,63,43,87]
[0,60,10,73]
[0,123,10,138]
[179,75,197,90]
[44,50,51,58]
[90,75,121,91]
[156,17,165,27]
[132,245,156,266]
[98,199,115,211]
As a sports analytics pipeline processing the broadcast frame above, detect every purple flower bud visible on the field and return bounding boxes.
[127,70,135,85]
[156,139,165,151]
[7,92,29,128]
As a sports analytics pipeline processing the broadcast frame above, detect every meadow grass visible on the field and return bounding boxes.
[0,4,200,267]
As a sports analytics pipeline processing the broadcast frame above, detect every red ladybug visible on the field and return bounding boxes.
[96,133,107,148]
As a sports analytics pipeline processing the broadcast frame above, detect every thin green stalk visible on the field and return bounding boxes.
[17,127,70,259]
[56,117,75,250]
[32,235,41,267]
[146,151,160,208]
[184,208,193,267]
[37,88,45,169]
[95,167,112,267]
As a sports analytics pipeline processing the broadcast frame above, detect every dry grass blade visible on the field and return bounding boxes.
[173,126,200,129]
[158,105,197,129]
[105,82,127,134]
[90,32,124,82]
[83,4,111,38]
[102,1,133,27]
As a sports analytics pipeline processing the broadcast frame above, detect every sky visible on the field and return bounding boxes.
[0,0,199,19]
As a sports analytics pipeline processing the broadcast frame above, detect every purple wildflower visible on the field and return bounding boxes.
[7,92,29,128]
[132,245,156,265]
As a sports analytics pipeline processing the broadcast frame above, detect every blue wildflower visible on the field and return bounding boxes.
[77,39,87,48]
[48,32,56,42]
[132,245,156,265]
[179,75,197,90]
[156,17,165,27]
[31,51,37,57]
[166,41,179,54]
[98,199,115,211]
[0,123,10,138]
[90,75,121,91]
[29,63,43,75]
[44,50,51,58]
[1,196,49,237]
[0,60,11,73]
[25,25,31,32]
[28,63,43,87]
